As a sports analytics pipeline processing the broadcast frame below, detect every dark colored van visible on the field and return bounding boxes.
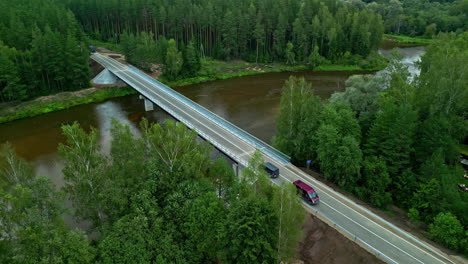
[265,162,279,178]
[293,180,319,205]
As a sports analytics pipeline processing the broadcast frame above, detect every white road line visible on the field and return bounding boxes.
[92,54,451,264]
[321,200,424,264]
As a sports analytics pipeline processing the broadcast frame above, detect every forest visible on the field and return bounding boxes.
[0,0,90,102]
[0,119,305,263]
[273,32,468,254]
[365,0,468,36]
[66,0,384,63]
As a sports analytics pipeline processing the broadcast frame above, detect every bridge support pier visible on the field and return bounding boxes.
[139,94,154,111]
[232,163,239,176]
[144,98,154,111]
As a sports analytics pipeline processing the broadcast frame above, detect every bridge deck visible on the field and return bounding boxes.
[91,53,456,264]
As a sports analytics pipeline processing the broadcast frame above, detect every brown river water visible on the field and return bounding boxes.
[0,43,425,188]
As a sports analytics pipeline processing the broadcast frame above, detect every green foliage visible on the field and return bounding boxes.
[182,40,201,76]
[273,76,323,164]
[365,100,418,198]
[0,145,94,263]
[98,214,161,263]
[330,74,385,134]
[273,183,306,263]
[0,0,90,103]
[316,124,362,188]
[368,0,466,36]
[285,42,295,65]
[429,213,467,252]
[59,122,108,229]
[357,156,391,208]
[416,32,468,118]
[408,208,420,223]
[208,157,237,201]
[66,0,384,65]
[141,119,211,179]
[165,39,184,80]
[223,196,278,264]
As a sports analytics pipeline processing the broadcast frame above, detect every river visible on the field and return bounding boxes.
[0,43,425,188]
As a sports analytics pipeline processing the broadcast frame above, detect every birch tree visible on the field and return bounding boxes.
[59,122,108,229]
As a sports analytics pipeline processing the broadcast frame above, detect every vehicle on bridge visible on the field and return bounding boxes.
[89,45,96,53]
[265,162,279,178]
[293,180,320,205]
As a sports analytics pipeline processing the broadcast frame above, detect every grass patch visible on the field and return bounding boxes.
[315,65,363,71]
[458,144,468,156]
[0,87,136,124]
[88,39,123,53]
[384,34,432,45]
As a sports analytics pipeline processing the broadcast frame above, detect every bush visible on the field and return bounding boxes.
[408,208,420,223]
[429,212,466,251]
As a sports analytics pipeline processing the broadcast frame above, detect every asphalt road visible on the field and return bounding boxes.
[91,53,455,264]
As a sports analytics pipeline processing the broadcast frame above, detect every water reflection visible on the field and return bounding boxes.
[378,46,426,78]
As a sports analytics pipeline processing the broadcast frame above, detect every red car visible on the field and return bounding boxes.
[293,180,320,205]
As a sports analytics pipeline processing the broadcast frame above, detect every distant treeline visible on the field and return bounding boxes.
[365,0,468,36]
[65,0,384,63]
[0,0,90,102]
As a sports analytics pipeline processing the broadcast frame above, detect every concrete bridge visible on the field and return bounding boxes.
[91,53,457,264]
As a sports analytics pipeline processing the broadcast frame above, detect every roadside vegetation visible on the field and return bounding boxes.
[273,33,468,255]
[0,119,305,263]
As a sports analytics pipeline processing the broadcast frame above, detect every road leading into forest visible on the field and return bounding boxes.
[91,52,455,264]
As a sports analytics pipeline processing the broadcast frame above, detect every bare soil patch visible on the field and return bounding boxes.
[299,214,384,264]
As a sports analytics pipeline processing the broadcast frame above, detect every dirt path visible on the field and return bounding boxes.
[299,214,384,264]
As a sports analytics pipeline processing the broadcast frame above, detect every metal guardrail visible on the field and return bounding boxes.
[109,67,250,168]
[126,65,291,165]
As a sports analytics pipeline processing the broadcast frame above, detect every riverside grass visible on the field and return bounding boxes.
[0,87,136,124]
[384,34,432,45]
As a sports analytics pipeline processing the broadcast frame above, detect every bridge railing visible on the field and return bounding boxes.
[127,65,291,165]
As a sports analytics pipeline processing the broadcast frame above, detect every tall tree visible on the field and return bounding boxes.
[59,122,108,229]
[165,39,183,79]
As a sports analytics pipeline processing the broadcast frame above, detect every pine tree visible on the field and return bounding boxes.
[164,39,183,80]
[182,40,201,76]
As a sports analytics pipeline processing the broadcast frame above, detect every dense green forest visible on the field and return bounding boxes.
[66,0,384,63]
[0,119,306,263]
[0,0,90,102]
[274,32,468,253]
[366,0,468,36]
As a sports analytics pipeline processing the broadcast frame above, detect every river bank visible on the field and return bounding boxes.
[163,53,387,87]
[0,87,136,124]
[384,34,432,46]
